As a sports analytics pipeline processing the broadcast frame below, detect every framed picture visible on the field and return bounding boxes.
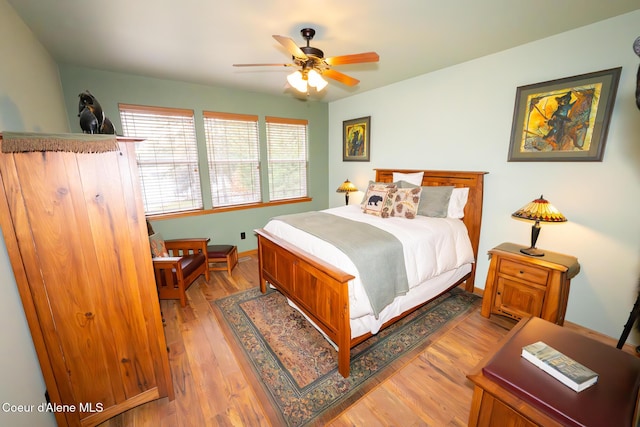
[343,116,370,161]
[507,67,621,162]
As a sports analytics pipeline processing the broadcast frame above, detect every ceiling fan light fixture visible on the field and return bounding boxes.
[307,69,328,91]
[287,70,307,92]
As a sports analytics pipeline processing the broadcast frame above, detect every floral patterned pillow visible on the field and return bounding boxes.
[390,187,422,219]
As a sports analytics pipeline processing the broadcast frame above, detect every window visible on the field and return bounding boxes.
[119,104,202,215]
[203,112,261,207]
[265,116,308,201]
[119,104,308,216]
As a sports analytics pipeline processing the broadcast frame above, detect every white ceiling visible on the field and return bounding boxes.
[8,0,640,103]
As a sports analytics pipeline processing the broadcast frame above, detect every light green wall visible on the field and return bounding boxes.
[58,65,329,251]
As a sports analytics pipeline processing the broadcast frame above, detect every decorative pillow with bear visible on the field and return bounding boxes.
[390,187,422,219]
[149,232,169,257]
[360,180,393,209]
[362,183,396,217]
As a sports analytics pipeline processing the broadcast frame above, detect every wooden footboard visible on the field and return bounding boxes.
[256,169,487,377]
[256,229,355,377]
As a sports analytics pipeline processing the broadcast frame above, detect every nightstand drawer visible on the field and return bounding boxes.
[499,258,549,285]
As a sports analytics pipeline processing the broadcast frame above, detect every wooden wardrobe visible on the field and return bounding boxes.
[0,133,173,427]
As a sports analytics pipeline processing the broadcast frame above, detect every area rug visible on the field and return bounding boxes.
[213,286,480,426]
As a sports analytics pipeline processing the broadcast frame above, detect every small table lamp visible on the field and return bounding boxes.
[512,195,567,257]
[336,179,358,206]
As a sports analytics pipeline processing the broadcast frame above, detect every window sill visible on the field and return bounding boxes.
[146,197,313,221]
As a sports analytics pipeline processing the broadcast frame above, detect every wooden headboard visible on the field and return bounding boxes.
[375,169,488,289]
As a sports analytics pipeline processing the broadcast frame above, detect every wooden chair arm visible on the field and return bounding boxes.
[152,257,184,277]
[152,256,183,265]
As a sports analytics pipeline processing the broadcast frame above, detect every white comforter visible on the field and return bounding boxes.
[263,205,475,322]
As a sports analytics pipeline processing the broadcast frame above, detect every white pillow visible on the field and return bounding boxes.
[448,187,469,218]
[392,171,424,186]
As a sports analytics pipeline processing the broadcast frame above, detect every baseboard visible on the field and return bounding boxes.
[239,248,257,258]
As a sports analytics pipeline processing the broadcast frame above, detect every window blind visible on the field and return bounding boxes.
[203,112,261,207]
[265,116,308,201]
[119,104,202,215]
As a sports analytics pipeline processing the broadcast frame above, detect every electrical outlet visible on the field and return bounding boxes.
[241,232,246,239]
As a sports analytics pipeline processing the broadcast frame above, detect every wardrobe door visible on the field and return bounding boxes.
[0,139,172,427]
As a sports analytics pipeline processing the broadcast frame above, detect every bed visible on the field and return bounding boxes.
[255,169,487,377]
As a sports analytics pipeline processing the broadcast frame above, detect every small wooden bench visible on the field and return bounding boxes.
[207,244,238,276]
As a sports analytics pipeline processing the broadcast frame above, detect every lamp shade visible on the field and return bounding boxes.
[307,69,328,91]
[287,69,328,93]
[512,195,566,257]
[512,195,567,223]
[336,179,358,193]
[287,70,307,93]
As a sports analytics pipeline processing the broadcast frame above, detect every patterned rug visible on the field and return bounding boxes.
[213,286,480,426]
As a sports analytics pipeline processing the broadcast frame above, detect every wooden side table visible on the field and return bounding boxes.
[467,317,640,427]
[481,243,579,325]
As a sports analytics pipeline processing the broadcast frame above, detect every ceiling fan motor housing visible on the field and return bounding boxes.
[300,46,324,59]
[298,28,324,62]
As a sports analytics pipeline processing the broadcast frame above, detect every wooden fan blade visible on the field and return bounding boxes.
[325,52,379,66]
[233,63,294,67]
[323,69,360,86]
[273,35,308,60]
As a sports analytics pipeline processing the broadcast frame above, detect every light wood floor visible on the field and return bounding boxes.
[99,253,633,427]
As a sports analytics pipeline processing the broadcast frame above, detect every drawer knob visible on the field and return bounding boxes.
[519,270,524,274]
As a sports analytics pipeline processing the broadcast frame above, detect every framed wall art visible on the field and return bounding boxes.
[507,67,621,162]
[343,116,370,161]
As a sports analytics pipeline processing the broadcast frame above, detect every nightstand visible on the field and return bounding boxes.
[481,242,580,325]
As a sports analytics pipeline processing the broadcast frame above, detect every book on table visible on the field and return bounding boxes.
[521,341,598,392]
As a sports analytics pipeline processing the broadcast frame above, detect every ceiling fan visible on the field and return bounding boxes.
[233,28,379,93]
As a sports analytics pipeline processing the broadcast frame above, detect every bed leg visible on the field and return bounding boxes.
[257,235,267,294]
[338,351,350,378]
[338,301,351,378]
[465,268,476,292]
